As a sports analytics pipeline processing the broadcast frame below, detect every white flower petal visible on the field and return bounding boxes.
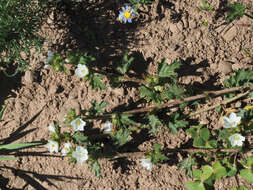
[61,142,72,156]
[72,146,88,163]
[222,112,241,128]
[229,134,245,147]
[75,64,89,78]
[103,121,112,134]
[46,140,59,153]
[71,118,86,132]
[140,158,152,170]
[48,125,56,133]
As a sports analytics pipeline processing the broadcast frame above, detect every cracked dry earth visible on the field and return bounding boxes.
[0,0,253,189]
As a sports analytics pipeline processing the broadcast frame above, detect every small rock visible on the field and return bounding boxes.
[57,99,81,122]
[169,24,179,33]
[48,85,57,95]
[218,61,233,74]
[24,70,34,84]
[222,27,237,41]
[189,19,197,29]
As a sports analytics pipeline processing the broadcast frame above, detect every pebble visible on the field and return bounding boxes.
[222,26,237,42]
[24,70,34,84]
[218,61,233,74]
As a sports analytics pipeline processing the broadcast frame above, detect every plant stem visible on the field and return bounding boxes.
[189,90,250,116]
[82,85,253,120]
[121,86,253,115]
[245,13,253,20]
[90,68,147,86]
[113,148,240,159]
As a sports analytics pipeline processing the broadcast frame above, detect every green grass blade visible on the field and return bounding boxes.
[0,142,43,150]
[0,157,16,160]
[201,0,208,9]
[0,104,7,121]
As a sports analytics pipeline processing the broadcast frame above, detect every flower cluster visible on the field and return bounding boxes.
[222,112,245,147]
[45,124,88,163]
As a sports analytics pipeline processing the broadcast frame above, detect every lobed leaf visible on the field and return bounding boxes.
[158,59,181,78]
[186,181,205,190]
[201,165,213,182]
[240,169,253,183]
[147,114,162,134]
[226,3,246,23]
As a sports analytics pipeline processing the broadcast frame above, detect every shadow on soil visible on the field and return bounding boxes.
[48,0,152,75]
[0,166,83,190]
[0,71,22,108]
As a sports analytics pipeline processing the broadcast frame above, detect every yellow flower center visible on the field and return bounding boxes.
[124,11,131,18]
[52,144,55,147]
[64,147,68,150]
[76,120,81,126]
[81,69,87,74]
[234,136,239,141]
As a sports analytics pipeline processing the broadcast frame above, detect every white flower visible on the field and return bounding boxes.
[229,133,245,147]
[103,121,112,134]
[71,118,86,131]
[75,64,89,78]
[61,142,72,156]
[48,125,55,133]
[140,158,152,170]
[44,51,54,69]
[72,146,88,163]
[223,112,241,128]
[45,139,59,153]
[45,50,54,64]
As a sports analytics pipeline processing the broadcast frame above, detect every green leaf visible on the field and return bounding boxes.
[246,156,253,166]
[240,169,253,183]
[213,161,227,180]
[193,169,202,180]
[0,104,7,121]
[178,157,196,178]
[0,142,42,150]
[120,114,136,126]
[158,59,181,78]
[90,160,102,178]
[147,114,162,134]
[201,165,213,181]
[89,75,106,90]
[201,0,208,9]
[186,181,205,190]
[193,137,206,148]
[161,83,184,100]
[140,86,161,103]
[231,186,248,190]
[168,113,188,134]
[150,143,168,164]
[199,128,210,141]
[89,100,108,116]
[224,69,253,88]
[0,157,16,160]
[226,3,246,23]
[117,51,134,75]
[112,129,131,147]
[72,132,88,144]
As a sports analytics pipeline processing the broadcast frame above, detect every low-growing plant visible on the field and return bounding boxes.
[44,50,253,189]
[0,0,46,76]
[226,2,253,23]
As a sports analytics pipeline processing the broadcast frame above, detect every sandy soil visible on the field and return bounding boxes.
[0,0,252,189]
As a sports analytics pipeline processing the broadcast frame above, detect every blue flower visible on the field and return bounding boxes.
[119,6,136,23]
